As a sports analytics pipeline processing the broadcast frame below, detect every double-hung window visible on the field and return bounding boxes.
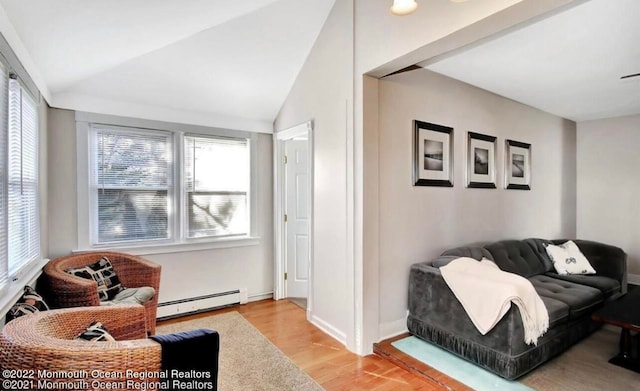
[7,76,40,275]
[92,127,172,244]
[184,135,249,239]
[81,119,255,252]
[0,61,41,295]
[0,62,7,293]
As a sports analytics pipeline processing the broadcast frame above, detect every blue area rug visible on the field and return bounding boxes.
[392,336,533,391]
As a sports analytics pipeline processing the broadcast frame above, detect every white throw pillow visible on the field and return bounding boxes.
[545,241,596,275]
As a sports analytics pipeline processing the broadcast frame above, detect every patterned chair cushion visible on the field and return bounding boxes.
[66,257,124,301]
[75,321,116,342]
[5,285,49,323]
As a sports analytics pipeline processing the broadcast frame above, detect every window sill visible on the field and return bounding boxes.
[0,258,50,326]
[73,236,261,256]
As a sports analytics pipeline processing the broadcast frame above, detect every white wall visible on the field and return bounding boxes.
[376,68,577,334]
[273,0,565,354]
[274,0,354,346]
[353,0,584,353]
[47,108,274,304]
[577,114,640,279]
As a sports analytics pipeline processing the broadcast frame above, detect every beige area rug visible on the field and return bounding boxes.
[156,311,323,391]
[520,327,640,390]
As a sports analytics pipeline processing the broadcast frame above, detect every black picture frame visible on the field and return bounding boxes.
[413,120,453,187]
[467,131,497,189]
[505,139,531,190]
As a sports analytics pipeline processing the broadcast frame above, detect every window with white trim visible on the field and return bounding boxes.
[93,127,173,243]
[0,62,7,293]
[86,123,254,249]
[0,64,40,293]
[7,76,40,275]
[184,135,249,239]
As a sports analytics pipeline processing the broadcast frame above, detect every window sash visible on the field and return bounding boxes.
[96,189,170,243]
[0,62,7,291]
[184,135,250,240]
[91,126,173,245]
[186,191,249,239]
[7,77,40,275]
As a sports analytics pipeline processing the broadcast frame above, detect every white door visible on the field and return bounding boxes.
[285,139,309,298]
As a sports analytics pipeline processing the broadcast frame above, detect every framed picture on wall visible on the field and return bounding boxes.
[505,139,531,190]
[413,120,453,187]
[466,131,497,188]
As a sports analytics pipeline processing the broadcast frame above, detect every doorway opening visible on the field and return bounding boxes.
[274,121,313,316]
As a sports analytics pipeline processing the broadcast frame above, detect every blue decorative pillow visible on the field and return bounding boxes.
[66,257,124,301]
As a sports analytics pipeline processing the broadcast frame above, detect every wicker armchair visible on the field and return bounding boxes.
[43,252,161,335]
[0,306,161,390]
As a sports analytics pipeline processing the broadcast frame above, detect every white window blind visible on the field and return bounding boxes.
[0,63,8,291]
[7,77,40,275]
[184,135,249,239]
[93,127,172,244]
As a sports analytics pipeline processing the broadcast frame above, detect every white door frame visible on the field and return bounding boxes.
[273,121,314,313]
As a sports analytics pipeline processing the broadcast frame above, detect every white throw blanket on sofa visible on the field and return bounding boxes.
[440,257,549,345]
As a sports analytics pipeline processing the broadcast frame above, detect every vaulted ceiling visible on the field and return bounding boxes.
[0,0,336,132]
[423,0,640,122]
[5,0,636,130]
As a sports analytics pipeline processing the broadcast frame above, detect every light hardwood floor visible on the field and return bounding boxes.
[158,299,449,390]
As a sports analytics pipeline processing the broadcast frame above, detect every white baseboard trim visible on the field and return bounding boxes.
[248,291,273,302]
[627,273,640,286]
[157,289,245,319]
[379,317,409,342]
[310,313,347,345]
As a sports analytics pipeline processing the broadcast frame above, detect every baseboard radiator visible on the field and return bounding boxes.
[157,288,248,320]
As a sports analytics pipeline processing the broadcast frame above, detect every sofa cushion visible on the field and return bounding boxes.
[544,273,620,299]
[524,238,555,272]
[484,240,546,278]
[430,255,463,268]
[538,295,570,328]
[529,275,603,319]
[441,246,493,261]
[552,239,627,285]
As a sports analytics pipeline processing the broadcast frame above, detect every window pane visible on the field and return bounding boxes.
[98,189,168,243]
[0,63,7,290]
[184,135,249,239]
[96,129,171,188]
[92,126,172,244]
[184,136,249,192]
[7,79,40,275]
[187,192,247,238]
[8,182,39,273]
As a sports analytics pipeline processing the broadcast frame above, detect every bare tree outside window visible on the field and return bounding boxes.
[92,127,250,244]
[95,130,171,243]
[184,136,249,238]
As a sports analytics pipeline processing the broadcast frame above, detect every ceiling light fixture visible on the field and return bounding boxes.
[390,0,418,16]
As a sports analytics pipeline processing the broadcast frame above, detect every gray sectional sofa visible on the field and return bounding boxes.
[408,239,627,380]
